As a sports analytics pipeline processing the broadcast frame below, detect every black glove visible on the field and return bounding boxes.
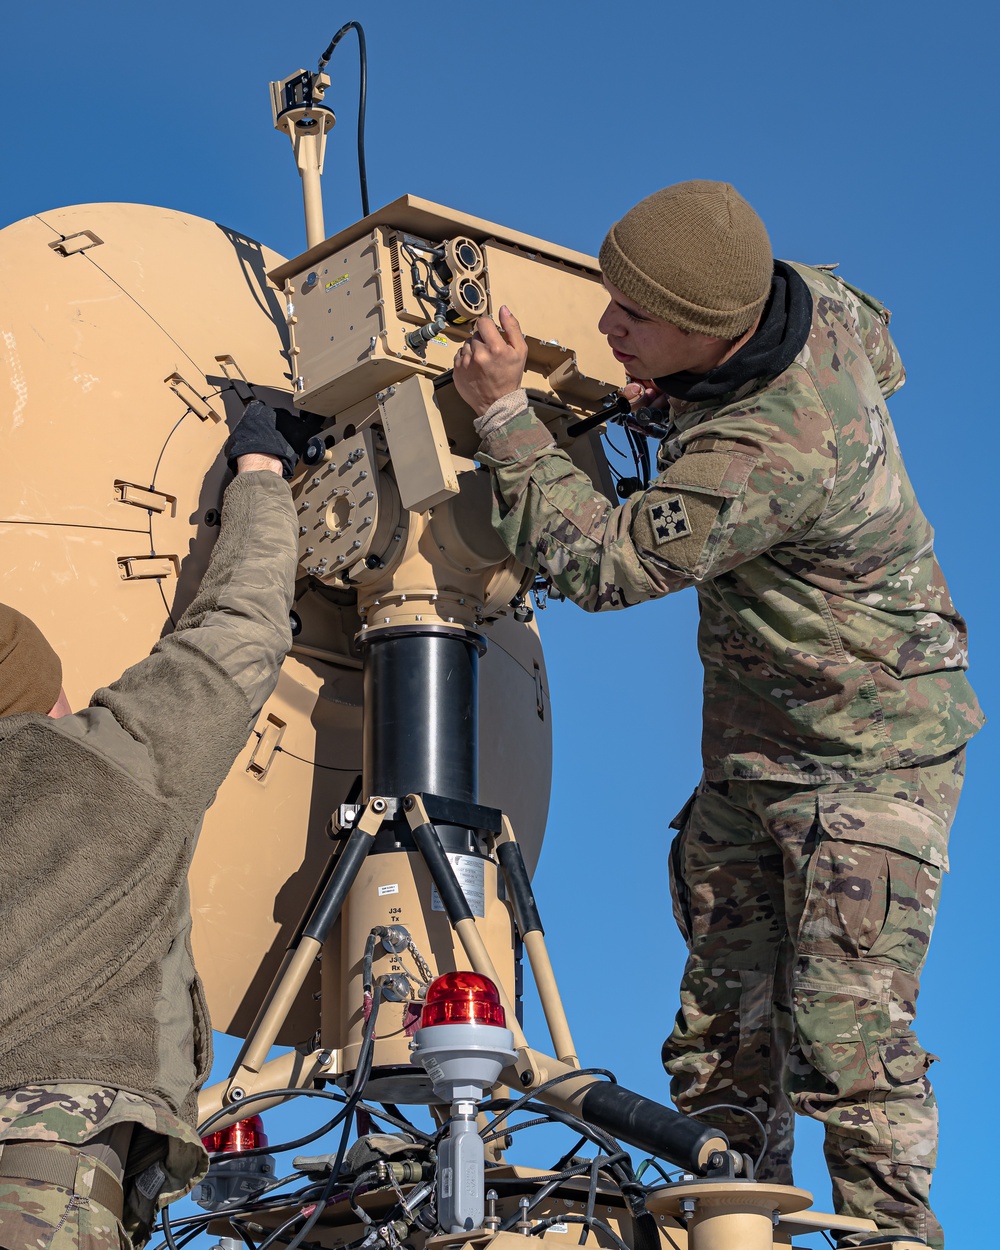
[224,400,298,478]
[274,405,326,460]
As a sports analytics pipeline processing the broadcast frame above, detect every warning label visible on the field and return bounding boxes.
[431,853,486,918]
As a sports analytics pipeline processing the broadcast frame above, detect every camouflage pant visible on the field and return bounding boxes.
[662,750,964,1249]
[0,1143,125,1250]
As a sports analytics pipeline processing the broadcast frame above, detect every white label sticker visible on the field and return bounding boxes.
[431,854,486,918]
[378,884,399,897]
[441,1166,453,1199]
[546,1223,569,1235]
[135,1162,167,1201]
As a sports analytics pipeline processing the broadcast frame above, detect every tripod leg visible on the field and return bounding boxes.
[403,793,528,1051]
[225,798,388,1097]
[496,815,579,1068]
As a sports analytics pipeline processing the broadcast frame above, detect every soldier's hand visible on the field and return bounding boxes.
[622,379,668,410]
[453,306,529,417]
[224,400,298,478]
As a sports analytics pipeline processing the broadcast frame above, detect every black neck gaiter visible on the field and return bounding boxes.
[654,261,813,403]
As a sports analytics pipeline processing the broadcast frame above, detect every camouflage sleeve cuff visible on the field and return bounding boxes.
[473,389,530,441]
[476,403,557,466]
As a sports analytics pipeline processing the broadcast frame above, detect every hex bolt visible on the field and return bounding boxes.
[351,540,362,550]
[299,526,308,535]
[305,546,314,555]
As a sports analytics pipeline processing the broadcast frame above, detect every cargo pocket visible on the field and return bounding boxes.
[878,1031,937,1087]
[798,792,948,971]
[667,790,698,946]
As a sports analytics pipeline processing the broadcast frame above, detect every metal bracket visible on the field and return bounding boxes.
[416,792,503,835]
[214,354,255,402]
[246,715,286,781]
[165,372,222,423]
[114,481,175,514]
[117,554,178,580]
[48,230,104,257]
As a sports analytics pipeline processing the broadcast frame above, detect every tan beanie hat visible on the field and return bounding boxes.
[0,603,63,716]
[599,180,773,338]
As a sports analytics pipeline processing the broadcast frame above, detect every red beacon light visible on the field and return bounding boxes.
[411,971,516,1234]
[201,1113,268,1155]
[420,970,506,1029]
[194,1113,274,1212]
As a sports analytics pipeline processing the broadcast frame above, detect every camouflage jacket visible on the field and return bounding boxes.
[478,264,983,782]
[0,470,297,1204]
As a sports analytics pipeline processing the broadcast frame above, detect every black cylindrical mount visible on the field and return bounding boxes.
[362,625,483,803]
[580,1082,728,1174]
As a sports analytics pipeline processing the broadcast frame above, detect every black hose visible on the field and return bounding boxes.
[498,1152,628,1232]
[266,988,383,1250]
[317,21,370,216]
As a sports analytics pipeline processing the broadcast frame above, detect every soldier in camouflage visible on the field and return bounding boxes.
[453,180,983,1248]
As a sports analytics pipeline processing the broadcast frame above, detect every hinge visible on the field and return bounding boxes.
[48,230,104,257]
[117,554,178,580]
[247,714,286,781]
[114,481,176,514]
[165,372,222,423]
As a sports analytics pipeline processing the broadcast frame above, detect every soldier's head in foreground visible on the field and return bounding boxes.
[0,604,71,718]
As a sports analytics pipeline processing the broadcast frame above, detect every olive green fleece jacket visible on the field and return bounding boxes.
[0,470,297,1148]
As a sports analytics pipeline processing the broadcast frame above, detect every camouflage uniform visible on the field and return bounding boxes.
[476,264,983,1246]
[0,470,298,1249]
[0,1086,205,1249]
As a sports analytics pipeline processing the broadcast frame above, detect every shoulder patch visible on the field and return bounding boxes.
[644,495,691,546]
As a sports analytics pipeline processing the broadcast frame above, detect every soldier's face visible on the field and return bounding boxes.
[598,279,732,381]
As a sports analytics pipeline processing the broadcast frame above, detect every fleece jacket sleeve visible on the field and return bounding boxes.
[88,470,298,809]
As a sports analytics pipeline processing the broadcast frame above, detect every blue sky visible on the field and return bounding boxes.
[3,2,997,1246]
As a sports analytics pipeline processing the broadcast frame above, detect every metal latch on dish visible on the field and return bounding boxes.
[48,231,104,257]
[117,555,178,581]
[114,482,175,514]
[165,372,222,423]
